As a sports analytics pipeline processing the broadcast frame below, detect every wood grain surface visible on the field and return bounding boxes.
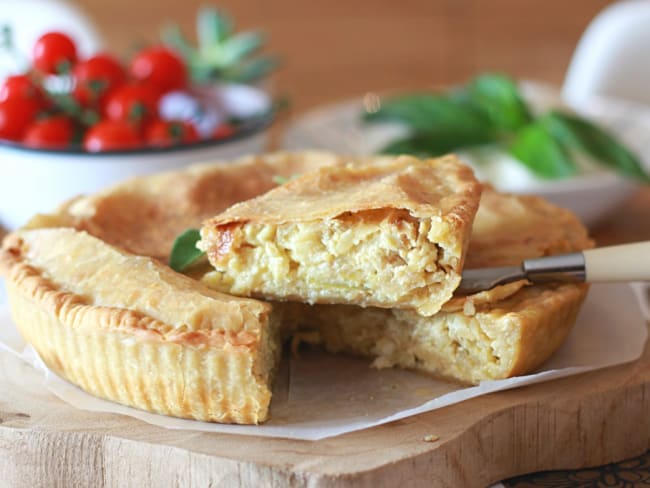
[73,0,613,112]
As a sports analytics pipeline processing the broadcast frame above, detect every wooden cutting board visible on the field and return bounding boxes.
[1,331,650,488]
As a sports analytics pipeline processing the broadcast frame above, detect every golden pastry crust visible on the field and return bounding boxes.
[1,228,279,424]
[199,155,482,316]
[24,151,346,261]
[443,187,594,310]
[466,187,593,268]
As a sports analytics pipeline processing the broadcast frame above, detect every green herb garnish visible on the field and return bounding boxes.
[363,73,649,182]
[272,175,289,185]
[272,173,301,185]
[161,7,280,84]
[169,229,205,272]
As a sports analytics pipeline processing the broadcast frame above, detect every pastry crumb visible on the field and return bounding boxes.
[422,434,439,442]
[463,299,476,316]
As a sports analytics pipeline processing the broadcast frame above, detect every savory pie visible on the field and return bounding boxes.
[0,151,592,423]
[199,155,481,316]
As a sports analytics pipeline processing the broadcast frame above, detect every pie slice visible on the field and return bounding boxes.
[278,188,593,384]
[1,228,280,424]
[199,155,482,316]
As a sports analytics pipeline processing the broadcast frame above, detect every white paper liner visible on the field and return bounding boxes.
[0,283,648,441]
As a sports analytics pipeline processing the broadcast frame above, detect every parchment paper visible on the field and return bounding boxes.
[0,283,647,441]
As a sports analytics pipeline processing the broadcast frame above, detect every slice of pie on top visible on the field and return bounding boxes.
[199,155,482,316]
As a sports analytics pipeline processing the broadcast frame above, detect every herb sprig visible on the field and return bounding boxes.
[169,229,205,272]
[363,73,649,182]
[162,7,279,84]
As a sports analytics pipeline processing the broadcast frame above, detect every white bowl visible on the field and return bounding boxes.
[283,82,649,227]
[0,118,272,231]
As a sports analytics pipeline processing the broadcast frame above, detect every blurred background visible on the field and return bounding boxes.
[3,0,649,238]
[74,0,613,112]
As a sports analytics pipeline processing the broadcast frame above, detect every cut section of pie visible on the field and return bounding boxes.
[199,155,482,316]
[278,188,593,384]
[1,227,280,424]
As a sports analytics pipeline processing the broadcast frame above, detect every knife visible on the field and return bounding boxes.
[457,241,650,295]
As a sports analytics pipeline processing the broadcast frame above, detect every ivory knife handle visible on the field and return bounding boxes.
[584,241,650,282]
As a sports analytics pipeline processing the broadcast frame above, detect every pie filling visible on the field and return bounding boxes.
[200,208,461,316]
[276,282,587,385]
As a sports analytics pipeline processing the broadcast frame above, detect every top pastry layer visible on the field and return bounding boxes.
[203,154,481,227]
[198,155,482,315]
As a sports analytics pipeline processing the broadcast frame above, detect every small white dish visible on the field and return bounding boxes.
[0,2,276,231]
[0,95,273,230]
[283,82,649,226]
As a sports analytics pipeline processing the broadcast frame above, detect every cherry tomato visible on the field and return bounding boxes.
[212,123,235,140]
[146,119,199,147]
[73,53,126,107]
[0,75,44,103]
[23,116,75,149]
[130,47,187,94]
[104,83,160,127]
[32,32,78,74]
[83,120,141,152]
[0,99,42,141]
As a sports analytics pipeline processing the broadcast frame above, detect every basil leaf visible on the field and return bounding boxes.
[379,130,492,157]
[543,111,650,183]
[468,73,533,131]
[363,94,495,142]
[169,229,205,272]
[509,122,576,179]
[380,136,445,157]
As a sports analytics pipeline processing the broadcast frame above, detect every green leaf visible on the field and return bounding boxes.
[225,56,280,83]
[220,32,264,67]
[509,122,576,179]
[161,24,198,61]
[197,7,233,49]
[363,94,497,153]
[542,111,650,183]
[379,133,486,157]
[160,8,277,84]
[272,173,301,185]
[169,229,205,272]
[272,175,289,185]
[467,73,533,131]
[0,24,13,50]
[364,94,488,132]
